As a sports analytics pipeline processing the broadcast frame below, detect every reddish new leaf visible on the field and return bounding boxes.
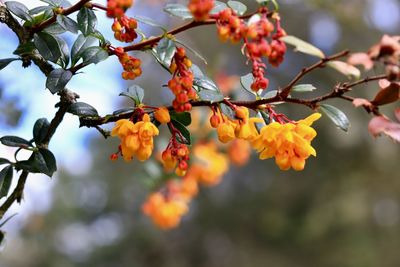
[371,82,400,106]
[352,98,372,108]
[347,53,374,70]
[368,115,400,142]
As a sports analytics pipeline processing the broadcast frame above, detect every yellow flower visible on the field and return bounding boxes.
[154,107,171,124]
[111,114,159,162]
[252,113,321,171]
[217,119,236,143]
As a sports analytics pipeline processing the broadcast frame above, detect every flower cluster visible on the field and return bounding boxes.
[106,0,133,18]
[188,0,215,21]
[154,107,171,124]
[112,16,138,43]
[114,47,142,80]
[252,113,321,171]
[111,113,159,161]
[212,106,262,143]
[168,47,197,112]
[142,191,189,230]
[215,9,244,43]
[214,8,287,92]
[161,140,190,176]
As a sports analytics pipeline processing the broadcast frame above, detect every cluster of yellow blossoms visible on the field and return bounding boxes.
[252,113,321,171]
[111,114,159,161]
[111,107,321,229]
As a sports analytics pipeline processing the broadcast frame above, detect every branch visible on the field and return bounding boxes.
[279,50,350,98]
[0,171,28,220]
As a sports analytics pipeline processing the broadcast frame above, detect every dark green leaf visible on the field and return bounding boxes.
[0,165,13,198]
[77,7,97,36]
[164,4,193,20]
[80,46,108,65]
[0,58,18,71]
[227,1,247,15]
[119,85,145,105]
[56,15,79,34]
[89,30,108,46]
[291,84,317,92]
[46,69,73,94]
[43,22,67,35]
[71,35,97,66]
[170,111,191,126]
[68,102,99,117]
[34,32,63,64]
[198,90,224,102]
[5,1,32,21]
[0,136,30,147]
[170,120,191,145]
[0,158,11,166]
[16,151,51,176]
[13,42,36,56]
[39,148,57,176]
[319,104,350,132]
[112,108,134,116]
[155,38,176,68]
[33,118,50,144]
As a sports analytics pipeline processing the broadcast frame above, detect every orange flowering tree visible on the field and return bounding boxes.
[0,0,399,232]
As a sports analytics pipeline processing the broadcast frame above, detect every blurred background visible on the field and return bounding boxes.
[0,0,400,266]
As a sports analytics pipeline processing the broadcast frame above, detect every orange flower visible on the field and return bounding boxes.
[228,139,251,166]
[217,119,236,143]
[188,0,214,21]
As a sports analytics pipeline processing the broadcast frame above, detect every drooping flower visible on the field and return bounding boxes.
[252,113,321,171]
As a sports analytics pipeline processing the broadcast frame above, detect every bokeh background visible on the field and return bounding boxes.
[0,0,400,266]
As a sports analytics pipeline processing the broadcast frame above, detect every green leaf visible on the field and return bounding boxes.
[327,61,361,79]
[15,149,57,177]
[71,35,96,66]
[291,84,317,92]
[56,15,79,34]
[68,102,99,117]
[319,104,350,132]
[170,111,191,126]
[0,158,11,166]
[112,108,134,116]
[0,136,31,147]
[240,73,256,95]
[198,90,224,102]
[119,85,145,105]
[0,58,18,71]
[43,22,67,35]
[34,32,63,64]
[5,1,32,21]
[262,89,278,98]
[38,148,57,177]
[191,64,204,78]
[80,46,109,65]
[210,1,228,14]
[33,118,50,144]
[29,6,52,15]
[134,15,166,30]
[13,42,36,56]
[77,7,97,36]
[175,39,207,65]
[227,1,247,15]
[0,165,13,198]
[155,38,176,68]
[281,35,325,58]
[219,103,235,120]
[164,4,193,20]
[46,68,73,94]
[170,120,191,145]
[193,77,220,92]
